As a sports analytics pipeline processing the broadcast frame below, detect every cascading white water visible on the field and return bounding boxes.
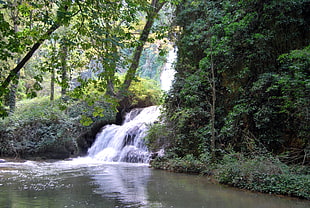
[160,47,177,91]
[87,47,176,164]
[87,106,160,163]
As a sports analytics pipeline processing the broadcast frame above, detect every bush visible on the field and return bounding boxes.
[126,76,163,108]
[150,154,212,175]
[217,154,310,199]
[0,96,116,159]
[0,97,84,159]
[145,122,172,152]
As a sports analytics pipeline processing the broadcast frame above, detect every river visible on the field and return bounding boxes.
[1,106,309,208]
[0,158,309,208]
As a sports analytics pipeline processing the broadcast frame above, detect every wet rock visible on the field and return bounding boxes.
[77,119,114,155]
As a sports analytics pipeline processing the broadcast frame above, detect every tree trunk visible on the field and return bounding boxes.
[0,3,70,98]
[0,23,60,98]
[7,0,20,113]
[60,42,68,97]
[8,72,19,113]
[120,0,165,93]
[116,0,165,121]
[50,68,55,101]
[120,16,155,92]
[105,36,118,97]
[210,40,216,161]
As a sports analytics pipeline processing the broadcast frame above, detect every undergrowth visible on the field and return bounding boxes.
[217,153,310,199]
[151,153,310,200]
[0,96,114,159]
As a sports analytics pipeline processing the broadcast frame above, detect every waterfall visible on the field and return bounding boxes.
[87,47,176,164]
[160,48,177,91]
[87,106,160,163]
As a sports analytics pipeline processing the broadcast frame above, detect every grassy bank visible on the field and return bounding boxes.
[150,153,310,200]
[0,96,116,159]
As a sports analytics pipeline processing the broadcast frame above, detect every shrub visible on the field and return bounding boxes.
[150,154,212,175]
[0,97,84,159]
[217,154,310,199]
[126,76,163,108]
[145,122,173,152]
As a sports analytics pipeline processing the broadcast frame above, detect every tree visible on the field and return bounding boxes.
[209,39,216,161]
[0,0,70,116]
[116,0,167,120]
[162,0,310,161]
[0,0,176,118]
[6,0,21,113]
[0,0,142,116]
[120,0,166,94]
[60,39,69,97]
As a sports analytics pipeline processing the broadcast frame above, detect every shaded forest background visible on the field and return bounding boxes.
[151,0,310,165]
[147,0,310,199]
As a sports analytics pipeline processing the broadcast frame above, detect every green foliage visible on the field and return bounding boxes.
[163,68,215,158]
[137,43,167,81]
[0,97,80,158]
[149,1,310,199]
[0,95,116,158]
[66,80,118,126]
[217,154,310,199]
[0,0,167,117]
[145,122,172,152]
[246,45,310,155]
[150,154,211,174]
[276,46,310,115]
[120,75,163,108]
[10,97,67,121]
[162,0,310,164]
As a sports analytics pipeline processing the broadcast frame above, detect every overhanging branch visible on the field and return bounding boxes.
[0,23,60,96]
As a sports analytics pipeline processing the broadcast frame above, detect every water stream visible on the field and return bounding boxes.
[160,48,177,91]
[0,160,309,208]
[1,106,309,207]
[87,105,160,163]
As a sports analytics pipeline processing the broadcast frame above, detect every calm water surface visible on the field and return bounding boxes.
[0,158,309,208]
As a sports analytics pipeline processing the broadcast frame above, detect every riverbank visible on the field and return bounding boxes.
[150,153,310,200]
[1,154,309,201]
[0,77,162,160]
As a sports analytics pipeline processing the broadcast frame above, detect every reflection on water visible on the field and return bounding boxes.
[0,158,309,208]
[89,164,151,206]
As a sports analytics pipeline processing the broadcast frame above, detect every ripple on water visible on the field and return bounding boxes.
[0,160,309,208]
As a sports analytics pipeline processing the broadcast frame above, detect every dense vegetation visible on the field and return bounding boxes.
[148,0,310,199]
[0,0,309,200]
[0,77,161,159]
[0,0,171,117]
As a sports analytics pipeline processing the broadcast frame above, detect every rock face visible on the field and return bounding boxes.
[36,141,77,160]
[15,139,77,160]
[76,119,114,156]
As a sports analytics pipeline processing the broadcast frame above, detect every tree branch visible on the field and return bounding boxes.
[0,23,60,96]
[119,0,166,95]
